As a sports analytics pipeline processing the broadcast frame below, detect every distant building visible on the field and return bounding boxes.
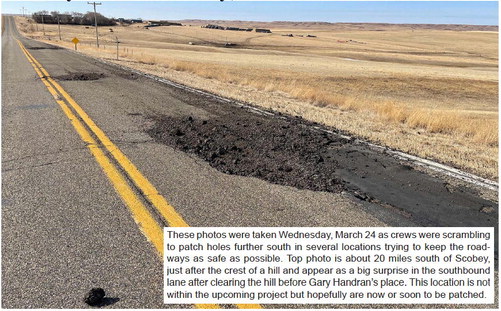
[226,26,247,31]
[118,18,142,24]
[202,24,224,30]
[147,20,182,27]
[255,28,272,33]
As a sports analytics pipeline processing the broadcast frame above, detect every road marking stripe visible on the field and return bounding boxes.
[236,304,263,309]
[18,40,262,309]
[18,40,220,310]
[19,42,189,228]
[17,40,165,256]
[197,304,224,309]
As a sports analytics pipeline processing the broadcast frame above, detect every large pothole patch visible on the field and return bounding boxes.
[54,72,106,81]
[148,114,347,193]
[27,46,62,50]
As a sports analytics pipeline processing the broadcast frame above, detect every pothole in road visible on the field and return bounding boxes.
[148,114,347,193]
[27,46,62,50]
[54,72,106,81]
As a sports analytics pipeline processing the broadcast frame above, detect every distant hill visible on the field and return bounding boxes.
[177,20,498,32]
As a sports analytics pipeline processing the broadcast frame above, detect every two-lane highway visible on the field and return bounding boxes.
[2,16,172,308]
[2,16,389,308]
[2,15,497,309]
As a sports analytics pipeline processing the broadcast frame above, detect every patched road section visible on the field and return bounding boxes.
[148,103,497,230]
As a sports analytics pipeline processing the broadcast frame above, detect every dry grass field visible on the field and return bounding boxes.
[15,17,498,180]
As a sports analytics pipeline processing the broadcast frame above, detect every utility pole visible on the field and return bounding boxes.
[41,14,45,36]
[20,7,27,17]
[57,15,61,40]
[87,2,102,48]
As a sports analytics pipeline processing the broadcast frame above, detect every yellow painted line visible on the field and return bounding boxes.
[18,41,222,310]
[236,304,263,309]
[24,45,189,228]
[18,39,262,310]
[17,40,188,228]
[197,304,224,309]
[17,40,165,255]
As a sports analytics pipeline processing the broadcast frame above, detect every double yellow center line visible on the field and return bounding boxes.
[17,39,261,310]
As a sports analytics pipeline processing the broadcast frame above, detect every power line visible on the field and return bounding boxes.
[87,2,102,48]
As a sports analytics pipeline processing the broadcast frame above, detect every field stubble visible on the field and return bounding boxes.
[16,17,499,180]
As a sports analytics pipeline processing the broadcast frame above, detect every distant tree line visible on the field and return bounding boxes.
[31,10,116,26]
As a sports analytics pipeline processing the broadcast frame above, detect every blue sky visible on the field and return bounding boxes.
[1,1,498,25]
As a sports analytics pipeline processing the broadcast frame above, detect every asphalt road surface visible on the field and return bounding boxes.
[2,16,498,308]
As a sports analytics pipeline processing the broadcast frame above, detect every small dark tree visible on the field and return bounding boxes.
[31,10,115,26]
[32,10,50,23]
[82,12,116,26]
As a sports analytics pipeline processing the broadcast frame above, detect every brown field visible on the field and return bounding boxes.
[15,17,498,180]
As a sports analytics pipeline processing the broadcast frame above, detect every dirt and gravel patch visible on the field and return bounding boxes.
[54,72,106,81]
[26,46,62,50]
[149,113,346,193]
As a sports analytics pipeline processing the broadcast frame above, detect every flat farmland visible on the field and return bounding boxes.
[16,17,498,179]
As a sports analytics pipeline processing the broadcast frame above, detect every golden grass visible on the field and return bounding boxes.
[15,17,498,179]
[121,56,498,145]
